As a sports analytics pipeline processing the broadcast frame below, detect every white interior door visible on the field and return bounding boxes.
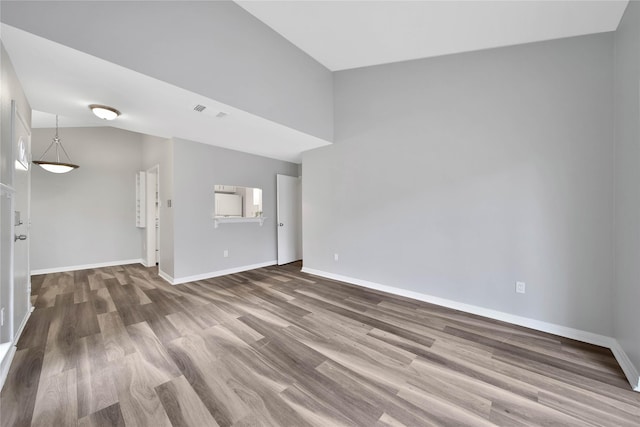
[277,174,302,265]
[12,103,31,336]
[0,188,12,344]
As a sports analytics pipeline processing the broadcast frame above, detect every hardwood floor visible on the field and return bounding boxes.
[1,262,638,426]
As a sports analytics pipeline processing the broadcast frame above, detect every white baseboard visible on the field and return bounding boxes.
[31,259,144,275]
[610,340,640,392]
[170,261,278,286]
[0,343,16,392]
[301,267,639,392]
[0,307,32,391]
[158,269,174,285]
[13,307,31,345]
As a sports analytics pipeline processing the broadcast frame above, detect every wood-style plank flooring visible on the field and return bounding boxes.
[1,262,639,426]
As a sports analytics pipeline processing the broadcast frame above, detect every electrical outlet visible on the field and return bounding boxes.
[223,249,229,258]
[334,253,339,261]
[0,307,4,326]
[515,281,526,294]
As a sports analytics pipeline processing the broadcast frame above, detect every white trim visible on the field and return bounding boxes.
[172,260,278,285]
[158,269,174,285]
[0,307,31,391]
[145,165,160,268]
[0,343,17,392]
[213,217,266,228]
[610,340,640,392]
[301,267,640,392]
[13,307,31,344]
[31,259,144,275]
[0,183,15,195]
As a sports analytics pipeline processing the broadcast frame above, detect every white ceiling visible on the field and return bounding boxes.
[1,1,629,163]
[236,0,629,71]
[0,24,330,163]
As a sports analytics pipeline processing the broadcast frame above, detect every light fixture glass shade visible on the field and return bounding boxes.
[33,161,78,174]
[33,115,79,174]
[89,104,120,120]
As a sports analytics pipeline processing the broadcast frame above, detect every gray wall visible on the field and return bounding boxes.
[303,34,615,336]
[0,44,31,183]
[30,127,144,271]
[142,134,174,278]
[0,42,32,343]
[172,138,298,280]
[614,1,640,381]
[1,0,333,141]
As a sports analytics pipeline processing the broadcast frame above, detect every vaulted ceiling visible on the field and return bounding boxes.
[236,0,628,71]
[0,1,629,162]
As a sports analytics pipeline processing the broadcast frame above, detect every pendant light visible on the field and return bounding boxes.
[32,115,79,173]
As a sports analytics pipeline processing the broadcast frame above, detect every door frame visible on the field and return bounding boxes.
[10,101,31,340]
[145,165,160,268]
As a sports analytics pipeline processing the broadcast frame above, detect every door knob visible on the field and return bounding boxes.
[14,234,27,242]
[279,223,284,227]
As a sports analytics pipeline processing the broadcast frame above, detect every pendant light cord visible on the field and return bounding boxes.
[37,115,75,163]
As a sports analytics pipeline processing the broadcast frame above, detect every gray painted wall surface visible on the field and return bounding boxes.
[0,44,30,184]
[304,34,615,335]
[30,127,143,270]
[142,135,175,277]
[614,1,640,379]
[172,138,298,280]
[1,0,334,141]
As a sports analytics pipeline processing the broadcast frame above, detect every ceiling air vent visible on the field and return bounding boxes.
[193,104,207,112]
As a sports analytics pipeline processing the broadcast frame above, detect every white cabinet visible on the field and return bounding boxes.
[215,193,242,217]
[214,185,237,193]
[136,172,146,228]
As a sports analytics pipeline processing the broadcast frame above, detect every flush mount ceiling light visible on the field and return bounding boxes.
[32,115,79,174]
[89,104,120,120]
